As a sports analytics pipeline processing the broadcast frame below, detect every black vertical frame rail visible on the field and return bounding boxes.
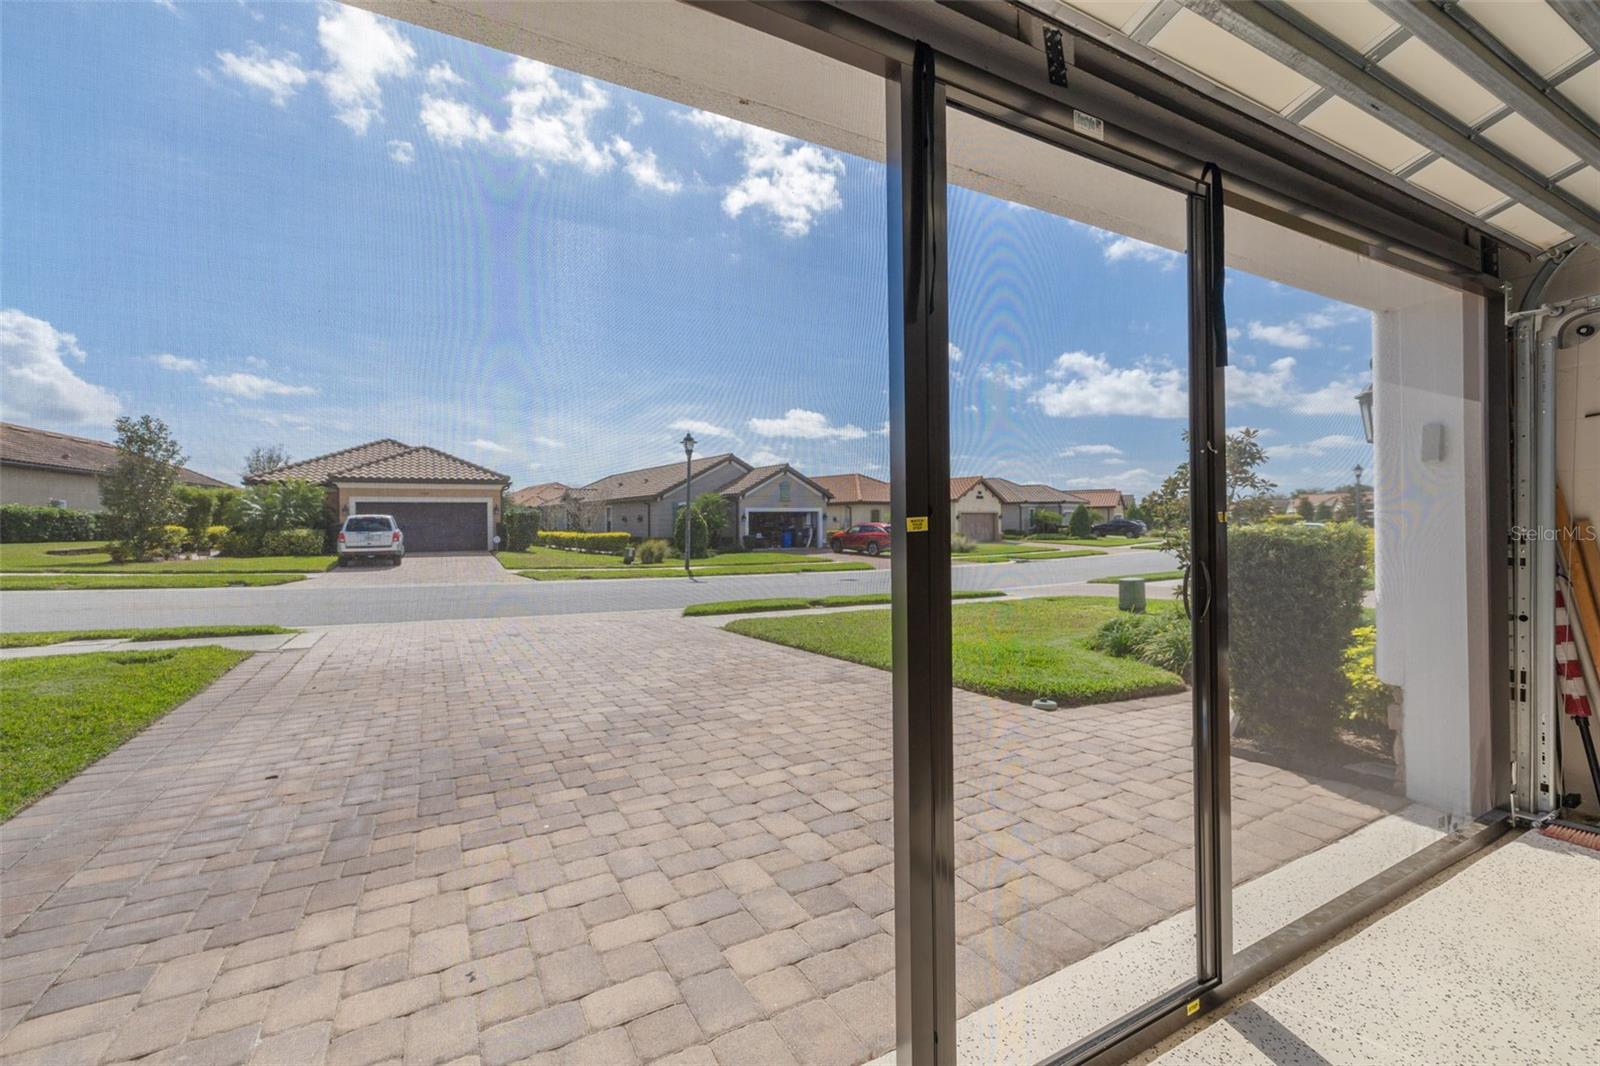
[887,42,957,1066]
[1189,166,1233,987]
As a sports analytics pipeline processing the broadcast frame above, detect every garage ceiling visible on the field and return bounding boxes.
[1029,0,1600,256]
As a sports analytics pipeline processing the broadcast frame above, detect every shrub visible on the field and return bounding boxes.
[159,524,188,557]
[1230,523,1367,744]
[637,538,669,564]
[1091,608,1192,681]
[950,532,977,553]
[672,506,710,558]
[534,531,632,554]
[260,528,325,556]
[1031,509,1063,533]
[0,505,102,543]
[219,530,259,557]
[174,486,237,553]
[228,480,326,541]
[1067,504,1095,538]
[1265,512,1304,525]
[1342,625,1393,736]
[503,506,541,552]
[202,525,230,553]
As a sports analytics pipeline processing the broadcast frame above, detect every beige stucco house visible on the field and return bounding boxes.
[950,476,1002,542]
[0,421,230,510]
[814,473,891,530]
[246,439,509,552]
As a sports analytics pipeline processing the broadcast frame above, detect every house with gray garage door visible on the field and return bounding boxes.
[245,439,509,552]
[567,453,832,547]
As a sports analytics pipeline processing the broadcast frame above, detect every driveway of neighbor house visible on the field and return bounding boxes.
[0,615,1402,1066]
[312,553,527,588]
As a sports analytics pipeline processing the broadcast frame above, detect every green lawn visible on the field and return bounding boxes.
[725,596,1186,707]
[520,561,874,581]
[1011,536,1159,548]
[496,546,630,569]
[1,647,251,819]
[1088,569,1185,584]
[684,590,1002,617]
[0,625,294,649]
[1,574,305,591]
[0,541,335,573]
[953,547,1105,564]
[1010,549,1107,561]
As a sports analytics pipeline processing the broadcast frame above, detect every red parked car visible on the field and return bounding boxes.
[830,522,891,556]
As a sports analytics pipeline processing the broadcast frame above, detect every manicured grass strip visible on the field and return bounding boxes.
[519,562,874,581]
[1087,570,1184,584]
[499,548,846,572]
[684,590,1002,617]
[0,625,294,650]
[0,574,305,591]
[1011,549,1106,561]
[0,541,335,573]
[726,596,1185,707]
[1,647,251,819]
[1011,536,1156,547]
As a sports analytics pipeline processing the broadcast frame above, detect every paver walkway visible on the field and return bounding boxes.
[0,616,1403,1065]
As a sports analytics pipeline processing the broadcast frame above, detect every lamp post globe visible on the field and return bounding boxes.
[681,434,696,575]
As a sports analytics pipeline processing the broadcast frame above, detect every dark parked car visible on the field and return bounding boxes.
[830,522,891,556]
[1090,517,1148,538]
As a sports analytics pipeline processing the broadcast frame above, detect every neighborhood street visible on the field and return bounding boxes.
[0,548,1180,631]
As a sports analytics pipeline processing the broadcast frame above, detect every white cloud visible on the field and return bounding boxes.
[750,447,788,466]
[670,419,736,439]
[948,343,963,363]
[975,361,1034,390]
[609,136,681,193]
[0,309,121,426]
[424,61,464,89]
[469,438,511,454]
[500,58,612,171]
[1031,351,1187,418]
[1098,233,1181,269]
[749,408,868,440]
[530,435,566,449]
[203,371,317,398]
[419,94,496,146]
[316,3,415,134]
[151,353,203,373]
[216,45,311,107]
[1247,304,1368,350]
[1291,376,1371,416]
[1268,434,1364,459]
[688,111,844,236]
[1246,320,1314,350]
[1226,358,1367,415]
[387,139,415,164]
[1059,444,1123,457]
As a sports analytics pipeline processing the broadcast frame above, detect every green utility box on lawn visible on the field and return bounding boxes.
[1118,578,1146,613]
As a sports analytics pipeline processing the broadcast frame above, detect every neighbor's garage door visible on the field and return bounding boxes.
[958,512,1000,542]
[363,502,487,552]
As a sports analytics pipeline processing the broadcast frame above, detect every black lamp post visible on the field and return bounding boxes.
[1352,463,1364,525]
[1356,383,1375,444]
[681,433,696,575]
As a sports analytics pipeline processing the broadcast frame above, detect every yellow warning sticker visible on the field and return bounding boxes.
[1186,999,1201,1017]
[906,517,929,533]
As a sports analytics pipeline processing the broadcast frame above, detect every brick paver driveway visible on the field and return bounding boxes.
[0,615,1402,1065]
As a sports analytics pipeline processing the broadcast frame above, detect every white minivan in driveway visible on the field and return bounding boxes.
[337,514,404,566]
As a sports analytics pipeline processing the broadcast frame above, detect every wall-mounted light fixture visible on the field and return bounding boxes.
[1356,383,1374,444]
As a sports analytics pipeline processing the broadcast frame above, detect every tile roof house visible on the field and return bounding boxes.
[985,478,1089,533]
[245,439,509,552]
[571,454,834,548]
[0,421,231,512]
[814,473,891,529]
[1065,488,1129,521]
[507,481,576,530]
[950,477,1002,542]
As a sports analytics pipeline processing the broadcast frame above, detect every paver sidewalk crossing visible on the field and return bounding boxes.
[0,616,1402,1065]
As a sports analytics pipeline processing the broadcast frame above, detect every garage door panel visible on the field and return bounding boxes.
[357,501,487,552]
[958,513,999,542]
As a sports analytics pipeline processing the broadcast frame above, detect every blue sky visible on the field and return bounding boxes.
[2,1,1374,496]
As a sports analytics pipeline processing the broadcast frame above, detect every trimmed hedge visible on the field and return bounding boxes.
[260,528,325,556]
[533,531,632,554]
[0,505,103,543]
[1230,522,1367,743]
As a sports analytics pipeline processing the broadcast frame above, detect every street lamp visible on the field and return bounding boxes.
[681,432,696,575]
[1356,383,1374,444]
[1352,463,1364,526]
